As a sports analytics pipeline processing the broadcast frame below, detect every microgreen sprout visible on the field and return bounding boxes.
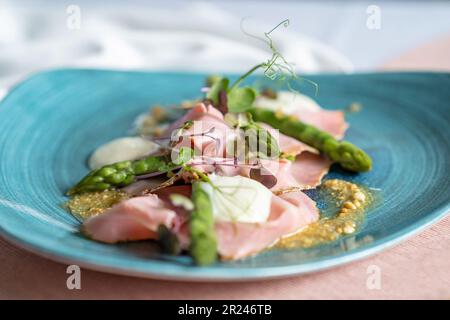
[238,18,318,96]
[206,19,318,114]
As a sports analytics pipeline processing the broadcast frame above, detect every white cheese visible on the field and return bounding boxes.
[254,90,321,114]
[198,174,273,223]
[88,137,159,170]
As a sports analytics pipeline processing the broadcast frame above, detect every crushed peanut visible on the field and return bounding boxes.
[274,179,373,249]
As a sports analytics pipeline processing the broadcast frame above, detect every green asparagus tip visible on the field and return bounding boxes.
[189,183,218,266]
[67,156,169,196]
[248,107,373,173]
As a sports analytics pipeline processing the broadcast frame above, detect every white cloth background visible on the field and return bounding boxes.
[0,0,356,100]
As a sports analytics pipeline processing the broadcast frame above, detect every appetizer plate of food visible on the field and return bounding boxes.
[0,68,449,281]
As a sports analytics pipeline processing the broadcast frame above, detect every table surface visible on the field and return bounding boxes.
[1,5,450,300]
[1,214,449,299]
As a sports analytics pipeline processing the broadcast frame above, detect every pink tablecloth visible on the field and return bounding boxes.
[1,36,450,300]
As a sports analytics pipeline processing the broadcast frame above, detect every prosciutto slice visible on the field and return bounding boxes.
[291,108,348,139]
[215,191,319,260]
[254,91,348,139]
[164,102,224,135]
[82,194,176,243]
[261,123,317,156]
[165,102,232,157]
[270,152,332,192]
[190,152,330,192]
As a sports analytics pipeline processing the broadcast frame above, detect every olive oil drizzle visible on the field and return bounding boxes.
[65,190,129,220]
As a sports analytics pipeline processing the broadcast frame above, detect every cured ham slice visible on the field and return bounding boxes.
[255,91,348,139]
[166,103,233,157]
[291,109,347,139]
[186,152,330,192]
[178,119,231,157]
[82,195,176,243]
[260,123,317,156]
[215,192,319,260]
[195,153,329,191]
[289,152,332,188]
[164,102,224,135]
[271,152,332,192]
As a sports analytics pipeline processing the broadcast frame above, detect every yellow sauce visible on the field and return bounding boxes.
[274,179,373,249]
[65,190,129,220]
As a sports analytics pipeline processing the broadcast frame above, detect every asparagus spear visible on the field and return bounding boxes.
[189,182,218,266]
[225,112,280,160]
[241,121,280,160]
[248,108,372,172]
[67,155,169,195]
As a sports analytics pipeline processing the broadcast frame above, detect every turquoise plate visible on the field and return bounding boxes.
[0,70,449,281]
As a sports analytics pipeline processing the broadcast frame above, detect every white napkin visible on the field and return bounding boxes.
[0,1,353,100]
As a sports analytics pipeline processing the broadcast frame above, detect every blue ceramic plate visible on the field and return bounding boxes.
[0,70,449,281]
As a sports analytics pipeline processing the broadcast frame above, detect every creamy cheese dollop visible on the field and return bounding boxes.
[89,137,159,170]
[254,91,321,114]
[198,174,273,223]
